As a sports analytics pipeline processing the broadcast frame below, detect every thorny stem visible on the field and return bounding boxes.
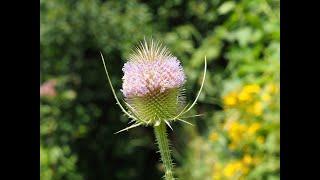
[154,122,175,180]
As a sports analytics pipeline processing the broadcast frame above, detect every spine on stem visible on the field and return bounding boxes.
[154,122,175,180]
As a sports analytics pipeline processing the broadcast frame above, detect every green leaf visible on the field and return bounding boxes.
[218,1,236,15]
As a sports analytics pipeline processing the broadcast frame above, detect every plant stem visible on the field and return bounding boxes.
[154,122,175,180]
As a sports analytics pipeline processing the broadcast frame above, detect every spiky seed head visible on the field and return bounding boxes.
[121,39,186,125]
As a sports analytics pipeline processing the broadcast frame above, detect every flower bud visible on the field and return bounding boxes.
[121,39,186,125]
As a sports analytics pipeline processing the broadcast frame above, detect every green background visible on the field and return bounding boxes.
[40,0,280,179]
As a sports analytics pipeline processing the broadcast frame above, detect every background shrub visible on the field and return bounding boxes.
[40,0,279,179]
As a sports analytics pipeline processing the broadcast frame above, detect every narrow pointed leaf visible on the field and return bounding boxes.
[164,120,173,131]
[100,52,136,120]
[177,118,194,126]
[114,123,142,134]
[182,56,207,115]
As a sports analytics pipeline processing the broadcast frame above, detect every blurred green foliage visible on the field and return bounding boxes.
[40,0,279,179]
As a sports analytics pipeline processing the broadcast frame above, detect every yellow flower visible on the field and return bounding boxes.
[223,162,241,177]
[237,84,261,103]
[243,84,261,94]
[247,102,263,116]
[223,92,237,106]
[229,122,247,133]
[227,122,248,150]
[253,102,263,115]
[223,161,248,178]
[210,132,219,142]
[242,155,254,165]
[228,122,247,142]
[247,122,261,135]
[262,93,271,102]
[238,90,251,102]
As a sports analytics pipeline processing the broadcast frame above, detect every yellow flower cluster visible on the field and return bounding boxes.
[224,161,247,178]
[223,83,278,116]
[246,101,262,116]
[247,122,261,135]
[227,122,247,144]
[223,92,238,106]
[238,84,260,102]
[212,155,259,180]
[210,82,279,180]
[226,121,262,150]
[223,84,260,107]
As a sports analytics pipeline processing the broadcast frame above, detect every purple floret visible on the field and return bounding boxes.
[122,57,186,98]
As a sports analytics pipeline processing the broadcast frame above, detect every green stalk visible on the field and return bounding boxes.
[154,122,175,180]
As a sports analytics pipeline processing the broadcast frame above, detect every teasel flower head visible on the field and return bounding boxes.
[100,39,207,133]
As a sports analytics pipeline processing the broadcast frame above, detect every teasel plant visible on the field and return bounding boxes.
[100,39,207,180]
